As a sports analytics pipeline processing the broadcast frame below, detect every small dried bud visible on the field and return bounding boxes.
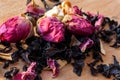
[63,14,95,36]
[26,0,45,16]
[0,16,33,43]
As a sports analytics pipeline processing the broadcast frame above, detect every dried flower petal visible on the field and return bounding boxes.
[47,58,59,77]
[0,16,33,43]
[87,12,104,30]
[37,17,64,43]
[13,62,36,80]
[63,14,95,36]
[79,38,94,52]
[71,6,82,15]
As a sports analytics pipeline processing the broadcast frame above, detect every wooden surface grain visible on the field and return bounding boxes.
[0,0,120,80]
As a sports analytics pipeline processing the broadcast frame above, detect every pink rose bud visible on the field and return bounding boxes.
[79,38,94,52]
[13,62,36,80]
[47,58,59,77]
[27,0,45,16]
[72,6,82,15]
[63,15,95,36]
[0,16,33,43]
[37,17,65,43]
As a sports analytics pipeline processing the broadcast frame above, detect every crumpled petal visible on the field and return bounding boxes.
[27,0,45,16]
[47,58,60,77]
[63,14,95,36]
[0,16,33,43]
[79,38,94,52]
[87,12,104,30]
[37,17,65,43]
[13,62,36,80]
[71,6,82,15]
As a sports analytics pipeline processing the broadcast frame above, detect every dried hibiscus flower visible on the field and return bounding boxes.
[37,17,65,43]
[0,16,33,43]
[62,14,95,36]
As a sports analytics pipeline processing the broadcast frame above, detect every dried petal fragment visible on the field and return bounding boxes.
[47,58,59,77]
[71,6,82,15]
[13,62,37,80]
[87,12,104,30]
[79,38,94,52]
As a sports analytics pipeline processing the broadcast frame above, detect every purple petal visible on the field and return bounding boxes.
[47,58,60,77]
[79,38,94,52]
[72,6,82,15]
[87,12,104,30]
[13,62,36,80]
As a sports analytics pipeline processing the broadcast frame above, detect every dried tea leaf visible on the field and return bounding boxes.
[70,35,81,47]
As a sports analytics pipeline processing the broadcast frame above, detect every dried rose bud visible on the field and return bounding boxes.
[79,38,94,52]
[27,0,45,16]
[37,17,65,43]
[13,62,36,80]
[62,14,95,36]
[47,58,59,77]
[87,12,104,30]
[0,16,33,43]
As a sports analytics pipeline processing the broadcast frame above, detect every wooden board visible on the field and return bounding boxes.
[0,0,120,80]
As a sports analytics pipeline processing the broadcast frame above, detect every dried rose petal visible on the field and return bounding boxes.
[63,14,95,36]
[71,6,82,15]
[87,12,104,30]
[13,62,36,80]
[79,38,94,52]
[13,73,22,80]
[0,16,33,43]
[21,72,36,80]
[37,17,65,43]
[27,0,45,16]
[47,58,59,77]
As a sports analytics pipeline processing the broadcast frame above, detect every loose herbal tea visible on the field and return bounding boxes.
[0,0,120,80]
